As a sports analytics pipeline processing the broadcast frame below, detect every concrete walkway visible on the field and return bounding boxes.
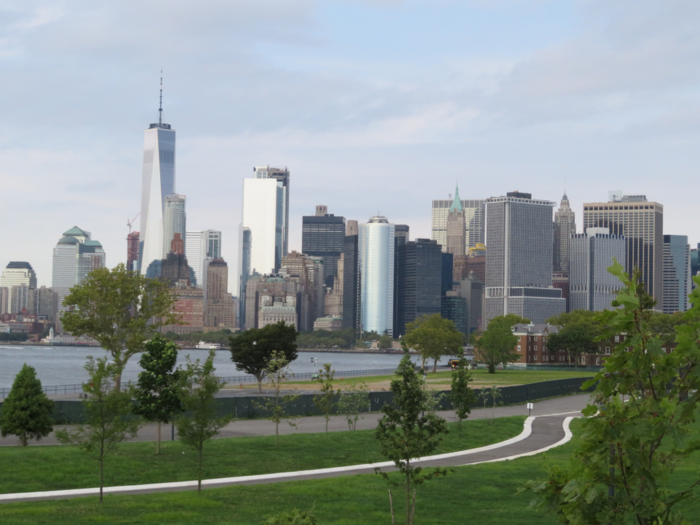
[0,393,592,447]
[0,396,588,504]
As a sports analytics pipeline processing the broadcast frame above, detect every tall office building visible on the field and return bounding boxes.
[266,166,290,258]
[662,235,691,313]
[392,224,410,336]
[204,258,236,331]
[185,230,221,288]
[238,227,252,329]
[484,192,565,325]
[342,221,360,331]
[163,194,186,256]
[395,239,442,337]
[458,272,484,334]
[445,186,466,256]
[1,262,37,314]
[569,228,626,312]
[359,216,395,335]
[138,79,176,274]
[691,245,700,284]
[553,193,576,272]
[52,226,106,332]
[280,251,325,331]
[432,193,485,253]
[583,194,663,304]
[0,287,9,314]
[302,206,346,288]
[29,286,59,323]
[126,232,139,272]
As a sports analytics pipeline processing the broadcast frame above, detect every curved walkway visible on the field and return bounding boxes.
[0,411,580,504]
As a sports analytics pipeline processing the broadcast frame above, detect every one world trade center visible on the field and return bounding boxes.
[138,77,176,274]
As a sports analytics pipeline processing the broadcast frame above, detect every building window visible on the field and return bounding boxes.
[605,347,611,355]
[614,335,620,343]
[534,345,538,351]
[534,355,538,361]
[662,348,666,353]
[534,336,538,341]
[596,357,601,365]
[517,345,521,352]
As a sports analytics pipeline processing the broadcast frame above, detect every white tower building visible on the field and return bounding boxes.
[359,216,395,336]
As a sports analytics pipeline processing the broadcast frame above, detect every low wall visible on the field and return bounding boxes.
[0,376,595,425]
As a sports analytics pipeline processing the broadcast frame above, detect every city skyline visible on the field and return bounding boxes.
[2,2,699,292]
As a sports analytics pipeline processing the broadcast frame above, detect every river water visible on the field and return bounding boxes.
[0,345,421,389]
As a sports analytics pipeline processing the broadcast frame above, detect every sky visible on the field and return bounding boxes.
[1,0,699,291]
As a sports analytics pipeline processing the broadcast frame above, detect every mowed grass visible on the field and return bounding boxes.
[0,417,525,494]
[2,419,700,525]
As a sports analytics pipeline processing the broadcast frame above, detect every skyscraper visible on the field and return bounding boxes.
[432,194,485,252]
[342,221,360,332]
[301,206,346,289]
[185,230,221,288]
[445,186,466,256]
[359,216,395,335]
[266,166,290,259]
[52,226,106,332]
[484,192,565,325]
[163,194,186,256]
[662,235,691,313]
[553,193,576,272]
[395,239,443,337]
[569,228,626,312]
[126,232,139,272]
[204,258,236,331]
[0,262,37,314]
[583,194,663,304]
[138,78,176,274]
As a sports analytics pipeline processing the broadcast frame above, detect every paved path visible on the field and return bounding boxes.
[0,397,587,504]
[0,393,592,447]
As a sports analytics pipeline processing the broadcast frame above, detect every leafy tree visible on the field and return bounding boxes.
[337,380,369,431]
[378,333,393,349]
[0,364,54,446]
[404,313,464,373]
[524,262,700,524]
[175,350,233,493]
[375,354,449,524]
[133,334,184,454]
[449,358,475,435]
[313,363,336,433]
[254,350,300,446]
[61,263,177,390]
[229,321,298,393]
[545,325,599,367]
[264,507,317,525]
[473,314,529,373]
[55,357,139,502]
[477,384,502,424]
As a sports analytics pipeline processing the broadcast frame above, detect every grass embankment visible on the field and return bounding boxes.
[229,368,596,393]
[0,417,524,494]
[3,419,700,525]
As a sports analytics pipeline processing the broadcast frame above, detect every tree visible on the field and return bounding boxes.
[524,262,700,524]
[55,357,139,502]
[133,334,184,454]
[337,380,369,431]
[61,264,177,390]
[228,321,298,393]
[375,354,450,525]
[477,384,502,424]
[378,333,393,349]
[313,363,336,433]
[254,350,300,446]
[175,350,233,493]
[404,313,464,373]
[545,325,599,367]
[473,314,529,373]
[449,358,475,435]
[0,364,54,446]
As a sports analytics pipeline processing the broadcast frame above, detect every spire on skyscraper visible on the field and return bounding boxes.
[449,184,463,212]
[158,69,163,126]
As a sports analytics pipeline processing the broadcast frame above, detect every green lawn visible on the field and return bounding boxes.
[0,417,524,494]
[2,419,699,525]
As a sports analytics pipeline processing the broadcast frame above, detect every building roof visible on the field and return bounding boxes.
[5,261,33,270]
[511,323,560,335]
[83,240,102,247]
[63,226,89,237]
[449,185,463,212]
[58,236,80,245]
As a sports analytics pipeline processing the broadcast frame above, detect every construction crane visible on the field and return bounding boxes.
[127,213,140,234]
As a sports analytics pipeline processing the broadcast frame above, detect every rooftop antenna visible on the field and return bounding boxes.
[158,69,163,126]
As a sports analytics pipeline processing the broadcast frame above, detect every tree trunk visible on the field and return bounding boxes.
[405,473,411,525]
[275,421,279,446]
[20,434,28,447]
[198,445,203,493]
[410,489,416,524]
[488,363,495,374]
[325,417,328,433]
[432,358,438,373]
[257,379,262,394]
[99,456,104,503]
[157,421,161,454]
[388,489,395,525]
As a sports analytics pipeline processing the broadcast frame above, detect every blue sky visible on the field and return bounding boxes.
[1,0,699,289]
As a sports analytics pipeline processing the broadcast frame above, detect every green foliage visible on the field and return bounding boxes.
[313,363,336,433]
[478,385,502,424]
[375,354,450,524]
[404,313,464,373]
[524,261,700,524]
[337,380,369,431]
[378,333,393,349]
[229,321,299,393]
[61,263,177,390]
[296,328,356,349]
[263,507,317,524]
[133,334,184,454]
[175,350,233,493]
[545,325,599,366]
[450,358,475,434]
[55,357,139,502]
[0,364,54,446]
[254,351,300,446]
[474,314,529,373]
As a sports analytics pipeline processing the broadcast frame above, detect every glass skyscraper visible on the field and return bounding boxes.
[302,206,346,289]
[359,216,395,335]
[0,262,37,314]
[662,235,691,313]
[138,93,176,274]
[163,194,186,256]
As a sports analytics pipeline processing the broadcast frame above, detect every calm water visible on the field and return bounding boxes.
[0,345,420,388]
